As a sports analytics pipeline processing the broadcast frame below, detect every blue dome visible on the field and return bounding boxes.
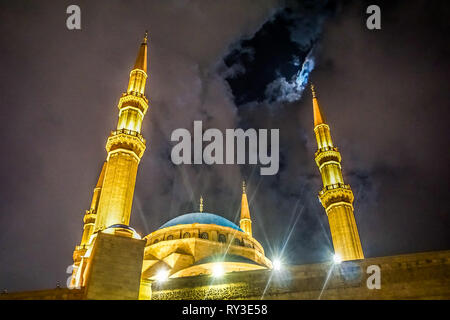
[106,224,137,233]
[159,212,243,232]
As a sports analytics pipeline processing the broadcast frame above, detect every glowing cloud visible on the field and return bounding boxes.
[264,49,315,103]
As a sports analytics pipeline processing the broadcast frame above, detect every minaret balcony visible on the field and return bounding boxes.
[318,183,354,209]
[315,147,341,167]
[319,182,352,194]
[315,146,339,156]
[118,92,149,114]
[83,210,96,224]
[110,128,145,143]
[73,245,87,261]
[106,129,146,159]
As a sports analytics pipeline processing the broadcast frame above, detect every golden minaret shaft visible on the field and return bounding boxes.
[240,181,252,237]
[93,32,149,232]
[311,85,364,261]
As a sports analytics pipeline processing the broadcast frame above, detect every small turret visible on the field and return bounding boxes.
[240,181,252,237]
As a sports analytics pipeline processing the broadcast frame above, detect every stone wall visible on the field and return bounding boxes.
[83,232,146,300]
[0,288,84,300]
[151,250,450,300]
[2,250,449,300]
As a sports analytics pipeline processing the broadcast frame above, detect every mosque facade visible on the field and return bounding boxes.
[2,34,449,300]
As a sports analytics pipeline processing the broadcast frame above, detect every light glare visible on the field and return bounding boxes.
[273,259,282,271]
[212,264,224,278]
[155,269,169,282]
[333,254,342,264]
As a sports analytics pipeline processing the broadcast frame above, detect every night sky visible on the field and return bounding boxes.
[0,0,449,292]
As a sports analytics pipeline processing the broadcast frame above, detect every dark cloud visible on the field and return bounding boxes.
[0,0,449,292]
[224,0,338,105]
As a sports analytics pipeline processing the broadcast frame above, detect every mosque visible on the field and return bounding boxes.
[2,33,449,300]
[68,31,363,294]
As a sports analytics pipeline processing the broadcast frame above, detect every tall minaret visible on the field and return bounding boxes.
[311,85,364,261]
[91,32,149,232]
[71,161,106,283]
[71,33,150,286]
[240,181,252,237]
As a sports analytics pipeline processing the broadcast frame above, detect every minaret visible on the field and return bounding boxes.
[311,85,364,261]
[81,162,106,244]
[71,162,106,284]
[240,181,252,237]
[71,33,150,287]
[92,32,150,232]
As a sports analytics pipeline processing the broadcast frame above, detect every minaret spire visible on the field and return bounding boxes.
[240,181,252,237]
[312,84,364,261]
[311,84,325,127]
[199,195,204,213]
[144,30,148,43]
[133,31,148,73]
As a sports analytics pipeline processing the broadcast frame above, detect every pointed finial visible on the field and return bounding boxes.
[311,84,316,98]
[242,181,246,194]
[312,83,326,126]
[143,30,148,44]
[199,195,204,213]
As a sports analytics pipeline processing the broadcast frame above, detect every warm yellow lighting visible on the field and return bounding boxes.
[71,33,150,287]
[312,85,364,262]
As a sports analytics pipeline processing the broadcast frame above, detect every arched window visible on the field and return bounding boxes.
[153,239,159,244]
[218,234,226,243]
[233,238,241,246]
[183,232,191,238]
[167,235,174,240]
[200,232,209,240]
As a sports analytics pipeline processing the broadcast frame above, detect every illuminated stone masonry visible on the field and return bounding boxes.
[2,250,449,300]
[150,250,450,300]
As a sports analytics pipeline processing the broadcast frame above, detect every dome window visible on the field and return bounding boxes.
[200,232,209,240]
[218,234,226,243]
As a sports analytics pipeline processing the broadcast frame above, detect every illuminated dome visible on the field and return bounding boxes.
[159,212,243,232]
[142,211,272,280]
